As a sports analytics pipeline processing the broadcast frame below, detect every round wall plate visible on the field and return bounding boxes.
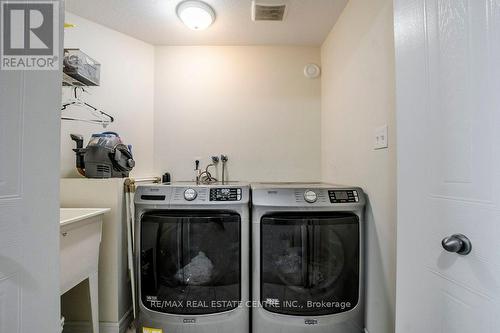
[304,63,321,79]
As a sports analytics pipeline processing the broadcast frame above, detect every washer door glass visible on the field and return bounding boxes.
[141,210,241,314]
[261,212,359,316]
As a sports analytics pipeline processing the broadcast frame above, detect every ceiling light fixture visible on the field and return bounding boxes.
[176,1,215,31]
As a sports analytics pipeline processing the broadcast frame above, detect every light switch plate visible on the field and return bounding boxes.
[374,125,388,150]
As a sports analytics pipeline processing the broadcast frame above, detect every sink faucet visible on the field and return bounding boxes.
[195,160,201,185]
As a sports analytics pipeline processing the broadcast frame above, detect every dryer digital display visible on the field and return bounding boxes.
[210,188,242,201]
[328,190,359,203]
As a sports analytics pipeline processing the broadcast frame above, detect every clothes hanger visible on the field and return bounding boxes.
[61,87,114,128]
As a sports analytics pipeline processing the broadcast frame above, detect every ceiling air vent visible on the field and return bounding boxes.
[251,1,287,21]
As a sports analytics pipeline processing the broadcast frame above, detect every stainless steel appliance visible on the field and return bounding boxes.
[252,183,366,333]
[134,183,250,333]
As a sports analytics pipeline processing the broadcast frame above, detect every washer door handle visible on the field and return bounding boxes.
[442,234,472,255]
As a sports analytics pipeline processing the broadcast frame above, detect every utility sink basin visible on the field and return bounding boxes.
[59,208,109,333]
[59,208,109,294]
[60,208,110,227]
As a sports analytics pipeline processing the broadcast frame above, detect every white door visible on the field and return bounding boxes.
[0,1,63,332]
[395,0,500,331]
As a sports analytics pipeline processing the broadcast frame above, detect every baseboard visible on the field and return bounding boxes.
[63,309,133,333]
[118,309,134,333]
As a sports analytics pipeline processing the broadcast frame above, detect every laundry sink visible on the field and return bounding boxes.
[60,208,109,294]
[60,208,110,227]
[60,208,109,333]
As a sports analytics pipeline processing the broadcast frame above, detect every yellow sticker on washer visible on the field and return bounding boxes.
[143,327,163,333]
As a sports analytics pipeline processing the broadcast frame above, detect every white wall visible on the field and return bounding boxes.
[61,16,321,182]
[61,13,155,178]
[154,46,321,182]
[320,1,396,333]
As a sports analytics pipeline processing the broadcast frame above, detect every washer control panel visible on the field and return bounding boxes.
[184,188,198,201]
[210,188,242,201]
[304,190,318,203]
[328,190,359,203]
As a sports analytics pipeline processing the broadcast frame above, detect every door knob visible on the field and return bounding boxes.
[441,234,472,255]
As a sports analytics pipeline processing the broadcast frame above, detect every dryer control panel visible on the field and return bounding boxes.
[328,190,359,203]
[210,188,242,201]
[251,184,365,208]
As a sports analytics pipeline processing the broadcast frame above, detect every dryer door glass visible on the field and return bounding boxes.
[261,212,359,316]
[140,210,241,314]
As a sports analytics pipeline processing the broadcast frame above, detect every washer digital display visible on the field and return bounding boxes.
[210,188,242,201]
[328,190,359,203]
[334,191,349,200]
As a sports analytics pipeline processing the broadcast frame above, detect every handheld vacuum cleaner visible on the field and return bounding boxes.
[70,132,135,178]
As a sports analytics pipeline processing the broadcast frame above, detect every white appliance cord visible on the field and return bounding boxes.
[125,190,137,319]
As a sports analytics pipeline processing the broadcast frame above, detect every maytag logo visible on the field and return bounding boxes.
[183,318,196,324]
[0,0,59,70]
[305,319,318,325]
[265,298,279,307]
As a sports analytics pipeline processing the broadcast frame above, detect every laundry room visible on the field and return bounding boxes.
[53,1,396,332]
[15,0,498,332]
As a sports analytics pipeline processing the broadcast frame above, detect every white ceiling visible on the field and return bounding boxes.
[65,0,348,46]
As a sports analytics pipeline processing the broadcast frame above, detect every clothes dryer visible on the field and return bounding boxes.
[251,183,365,333]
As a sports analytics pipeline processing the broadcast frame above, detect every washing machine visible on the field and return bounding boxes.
[251,183,366,333]
[134,182,250,333]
